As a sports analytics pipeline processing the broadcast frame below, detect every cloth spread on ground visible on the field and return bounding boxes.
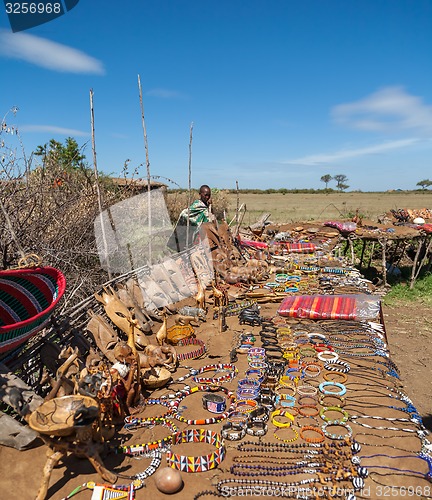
[277,293,380,320]
[272,242,316,253]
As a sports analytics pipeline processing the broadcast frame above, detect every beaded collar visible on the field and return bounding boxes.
[166,429,225,473]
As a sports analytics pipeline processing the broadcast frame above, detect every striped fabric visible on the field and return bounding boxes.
[0,267,66,353]
[277,294,357,320]
[275,242,316,253]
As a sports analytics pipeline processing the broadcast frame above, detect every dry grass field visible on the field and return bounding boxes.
[225,191,432,225]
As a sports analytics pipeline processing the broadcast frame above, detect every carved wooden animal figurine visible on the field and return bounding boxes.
[40,347,82,400]
[94,286,148,349]
[110,342,140,413]
[178,306,206,322]
[195,280,206,311]
[86,311,118,362]
[155,309,168,346]
[94,286,136,336]
[175,314,198,326]
[144,344,177,372]
[211,280,229,308]
[116,283,154,332]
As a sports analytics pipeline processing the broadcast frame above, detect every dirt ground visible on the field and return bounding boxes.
[0,294,431,500]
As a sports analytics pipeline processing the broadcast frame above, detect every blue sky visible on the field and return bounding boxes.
[1,0,431,191]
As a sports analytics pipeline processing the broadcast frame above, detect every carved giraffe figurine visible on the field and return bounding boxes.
[195,280,206,311]
[155,308,168,346]
[211,280,224,308]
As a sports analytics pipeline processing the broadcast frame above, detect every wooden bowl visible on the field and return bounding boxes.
[28,395,99,437]
[141,366,172,389]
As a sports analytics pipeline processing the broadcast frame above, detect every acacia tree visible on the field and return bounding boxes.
[320,174,333,189]
[416,179,432,190]
[334,174,349,192]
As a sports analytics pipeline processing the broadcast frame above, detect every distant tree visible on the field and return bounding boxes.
[33,137,95,188]
[35,137,86,172]
[416,179,432,190]
[320,174,333,189]
[334,174,349,192]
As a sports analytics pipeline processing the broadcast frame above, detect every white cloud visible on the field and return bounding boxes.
[283,138,422,166]
[332,86,432,135]
[146,88,187,99]
[0,30,105,74]
[20,125,90,136]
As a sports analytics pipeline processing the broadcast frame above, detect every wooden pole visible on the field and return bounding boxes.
[186,122,194,248]
[235,180,240,235]
[137,75,152,262]
[90,89,112,280]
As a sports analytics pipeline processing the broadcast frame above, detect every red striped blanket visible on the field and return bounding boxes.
[278,294,358,320]
[274,242,316,253]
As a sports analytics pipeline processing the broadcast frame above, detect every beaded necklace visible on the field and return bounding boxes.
[117,417,178,455]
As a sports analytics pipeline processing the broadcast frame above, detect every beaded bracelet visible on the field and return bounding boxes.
[227,411,250,425]
[275,383,297,396]
[297,384,318,397]
[260,395,276,411]
[299,347,318,359]
[249,405,270,423]
[171,385,235,425]
[235,399,258,413]
[319,381,347,396]
[221,421,247,441]
[166,429,226,472]
[322,422,353,440]
[270,409,295,428]
[236,388,260,400]
[298,404,319,417]
[317,350,339,362]
[324,371,348,384]
[319,394,345,408]
[273,426,299,443]
[176,338,207,361]
[319,406,349,424]
[299,425,325,443]
[274,394,296,408]
[246,420,268,437]
[248,361,268,370]
[302,363,322,378]
[276,326,292,334]
[324,360,351,373]
[193,363,238,385]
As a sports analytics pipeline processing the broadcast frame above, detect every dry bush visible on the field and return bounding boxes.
[0,129,136,307]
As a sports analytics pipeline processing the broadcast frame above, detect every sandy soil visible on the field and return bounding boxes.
[0,295,431,500]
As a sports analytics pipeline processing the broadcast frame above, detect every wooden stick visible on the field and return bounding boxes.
[137,75,152,262]
[186,122,194,248]
[89,89,112,280]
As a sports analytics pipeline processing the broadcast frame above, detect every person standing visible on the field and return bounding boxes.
[168,185,215,252]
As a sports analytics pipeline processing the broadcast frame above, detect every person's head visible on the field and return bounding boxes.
[199,185,211,206]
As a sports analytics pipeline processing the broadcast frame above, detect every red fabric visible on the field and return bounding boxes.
[273,242,316,253]
[277,294,357,320]
[420,224,432,234]
[237,236,269,249]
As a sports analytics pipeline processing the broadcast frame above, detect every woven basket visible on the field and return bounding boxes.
[0,266,66,353]
[166,324,195,345]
